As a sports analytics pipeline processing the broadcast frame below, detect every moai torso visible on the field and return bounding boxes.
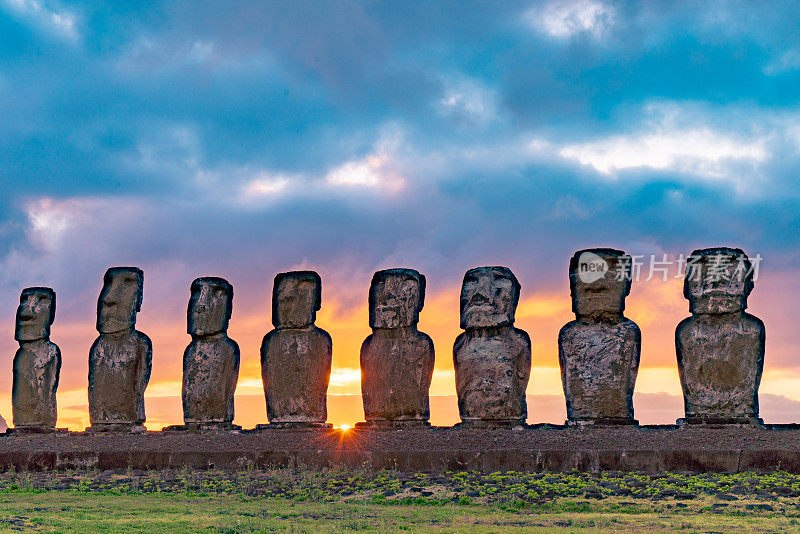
[360,269,435,426]
[88,267,152,429]
[453,267,531,425]
[12,288,61,430]
[182,277,240,426]
[558,249,640,424]
[676,248,764,425]
[261,271,332,425]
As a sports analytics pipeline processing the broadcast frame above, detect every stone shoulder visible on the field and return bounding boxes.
[742,312,766,335]
[263,327,332,352]
[510,327,531,351]
[133,330,153,349]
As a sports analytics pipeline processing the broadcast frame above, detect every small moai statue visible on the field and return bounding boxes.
[357,268,435,428]
[453,267,531,427]
[11,287,61,432]
[261,271,333,428]
[558,249,641,426]
[181,277,240,431]
[88,267,152,432]
[676,247,765,426]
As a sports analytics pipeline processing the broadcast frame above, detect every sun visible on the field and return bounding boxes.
[336,424,352,432]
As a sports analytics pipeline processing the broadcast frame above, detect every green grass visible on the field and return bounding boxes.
[0,469,797,532]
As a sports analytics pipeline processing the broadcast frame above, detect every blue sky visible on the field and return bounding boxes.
[1,1,799,428]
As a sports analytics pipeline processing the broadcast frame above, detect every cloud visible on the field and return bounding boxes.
[241,174,290,197]
[558,127,766,179]
[2,0,78,40]
[437,78,500,125]
[528,0,614,39]
[325,127,406,191]
[763,49,800,76]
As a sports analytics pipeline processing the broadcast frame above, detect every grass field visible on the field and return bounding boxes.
[0,468,798,532]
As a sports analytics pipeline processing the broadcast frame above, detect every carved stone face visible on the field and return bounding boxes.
[97,267,143,334]
[15,287,55,342]
[569,249,631,320]
[273,271,320,329]
[369,269,424,329]
[188,277,232,337]
[460,267,520,329]
[685,248,753,315]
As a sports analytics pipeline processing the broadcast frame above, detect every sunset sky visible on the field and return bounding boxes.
[1,1,799,430]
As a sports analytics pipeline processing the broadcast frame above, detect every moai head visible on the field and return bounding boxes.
[460,266,520,329]
[272,271,321,329]
[569,248,632,322]
[684,247,754,315]
[97,267,143,334]
[14,287,56,342]
[369,268,425,329]
[188,277,233,337]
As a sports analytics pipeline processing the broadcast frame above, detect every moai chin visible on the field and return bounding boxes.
[12,287,61,432]
[558,249,641,426]
[676,247,765,426]
[453,266,531,428]
[180,277,240,431]
[358,268,435,428]
[260,271,333,428]
[87,267,152,432]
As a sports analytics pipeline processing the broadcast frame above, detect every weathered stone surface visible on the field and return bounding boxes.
[88,267,152,432]
[559,249,641,425]
[360,269,435,427]
[3,427,800,472]
[182,277,240,428]
[12,287,61,430]
[261,271,332,426]
[453,267,531,426]
[676,247,765,426]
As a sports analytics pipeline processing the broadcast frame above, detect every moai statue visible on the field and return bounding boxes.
[88,267,152,432]
[358,269,435,428]
[676,247,765,426]
[453,267,531,427]
[181,277,240,431]
[558,249,640,426]
[261,271,332,428]
[12,287,61,432]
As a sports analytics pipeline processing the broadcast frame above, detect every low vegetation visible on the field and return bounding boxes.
[0,468,797,532]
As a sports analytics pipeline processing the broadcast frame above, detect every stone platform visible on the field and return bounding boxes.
[2,426,800,473]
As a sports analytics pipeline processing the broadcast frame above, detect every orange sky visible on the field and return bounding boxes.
[1,270,798,431]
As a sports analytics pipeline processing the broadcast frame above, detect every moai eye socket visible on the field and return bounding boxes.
[297,280,315,294]
[493,275,512,290]
[402,279,418,297]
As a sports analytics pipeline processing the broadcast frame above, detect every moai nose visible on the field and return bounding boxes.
[471,281,492,303]
[18,303,35,321]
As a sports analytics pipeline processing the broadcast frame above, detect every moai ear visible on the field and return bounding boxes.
[683,249,703,302]
[47,289,57,326]
[738,250,755,302]
[417,273,426,313]
[506,268,521,309]
[621,255,633,298]
[133,268,144,313]
[312,272,322,312]
[222,279,234,323]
